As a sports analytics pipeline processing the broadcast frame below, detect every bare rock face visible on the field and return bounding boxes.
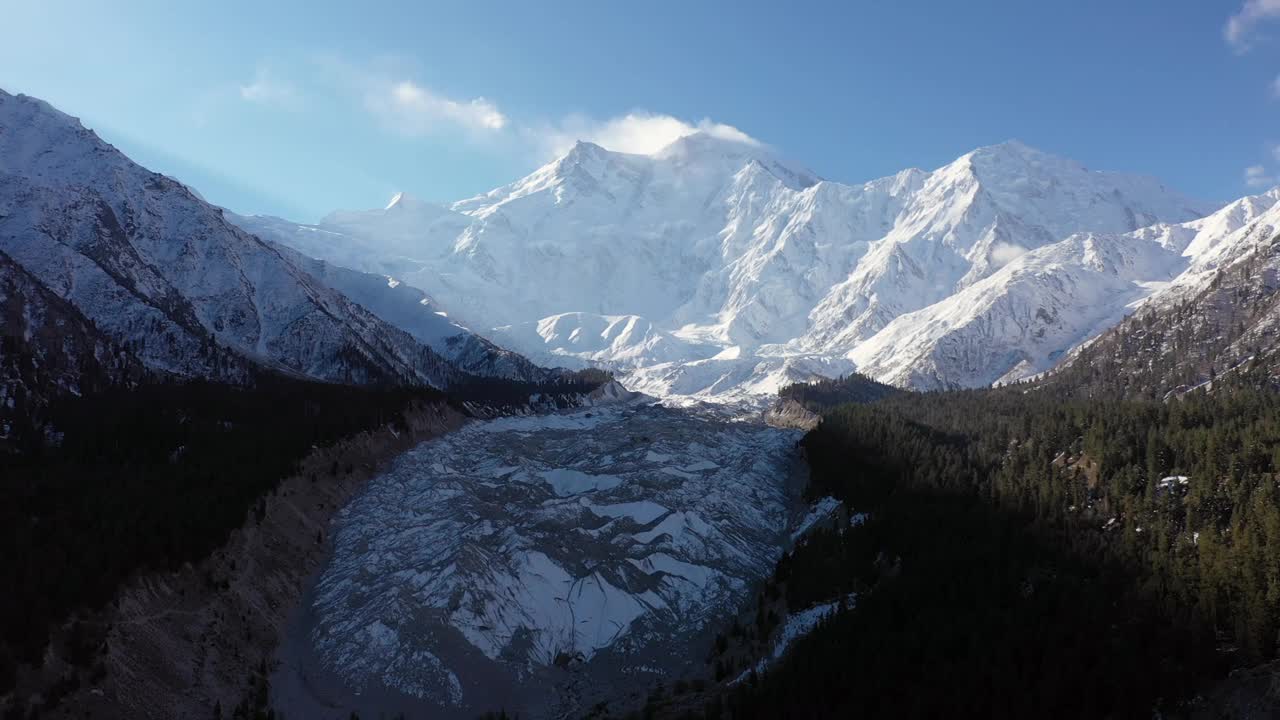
[762,398,822,430]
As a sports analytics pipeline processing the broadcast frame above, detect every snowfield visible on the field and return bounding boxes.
[286,401,806,718]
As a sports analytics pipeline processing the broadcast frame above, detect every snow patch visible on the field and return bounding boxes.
[732,593,857,685]
[541,468,623,496]
[790,496,842,542]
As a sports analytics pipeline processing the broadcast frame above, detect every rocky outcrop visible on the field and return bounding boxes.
[762,398,822,430]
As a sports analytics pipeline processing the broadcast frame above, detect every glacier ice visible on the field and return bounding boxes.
[295,401,804,716]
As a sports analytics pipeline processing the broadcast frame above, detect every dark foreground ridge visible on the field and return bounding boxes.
[0,368,609,718]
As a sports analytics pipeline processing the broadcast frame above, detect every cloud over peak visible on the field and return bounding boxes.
[230,55,764,171]
[538,112,760,158]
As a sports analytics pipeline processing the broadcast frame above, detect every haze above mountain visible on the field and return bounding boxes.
[239,129,1248,399]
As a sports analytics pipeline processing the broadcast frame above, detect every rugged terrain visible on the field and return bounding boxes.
[272,398,808,719]
[4,84,1279,720]
[0,89,537,389]
[236,134,1212,399]
[0,250,143,446]
[1048,191,1280,398]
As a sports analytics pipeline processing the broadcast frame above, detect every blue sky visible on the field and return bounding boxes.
[2,0,1278,221]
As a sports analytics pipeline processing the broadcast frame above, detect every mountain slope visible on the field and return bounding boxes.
[247,134,1210,398]
[265,240,551,381]
[847,231,1186,390]
[1044,193,1280,399]
[845,189,1280,390]
[0,249,146,448]
[0,89,465,388]
[794,141,1207,352]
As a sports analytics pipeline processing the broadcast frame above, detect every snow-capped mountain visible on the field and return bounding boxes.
[244,132,1211,397]
[1041,189,1280,398]
[850,189,1280,390]
[260,240,551,382]
[846,231,1185,389]
[0,89,532,389]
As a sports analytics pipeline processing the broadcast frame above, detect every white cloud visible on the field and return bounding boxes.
[366,79,507,136]
[1245,164,1276,187]
[239,68,301,108]
[303,56,760,161]
[990,242,1028,266]
[1225,0,1280,52]
[537,112,761,158]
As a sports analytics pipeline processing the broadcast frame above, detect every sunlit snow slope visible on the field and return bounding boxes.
[0,89,476,387]
[235,132,1220,397]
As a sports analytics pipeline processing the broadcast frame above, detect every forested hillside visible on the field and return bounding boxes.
[1050,233,1280,401]
[0,378,446,693]
[0,250,148,451]
[700,377,1280,718]
[682,231,1280,719]
[775,373,899,412]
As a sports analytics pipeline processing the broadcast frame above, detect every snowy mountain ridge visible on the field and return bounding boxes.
[850,188,1280,390]
[0,89,549,389]
[239,131,1219,398]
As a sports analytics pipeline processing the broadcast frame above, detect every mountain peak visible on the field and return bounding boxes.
[225,91,1216,400]
[559,139,611,165]
[983,138,1038,154]
[653,130,763,160]
[384,191,415,210]
[964,139,1064,166]
[321,191,461,234]
[571,139,607,153]
[654,131,820,189]
[0,88,71,123]
[378,191,453,218]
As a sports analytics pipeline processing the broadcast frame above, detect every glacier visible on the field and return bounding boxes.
[274,400,806,718]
